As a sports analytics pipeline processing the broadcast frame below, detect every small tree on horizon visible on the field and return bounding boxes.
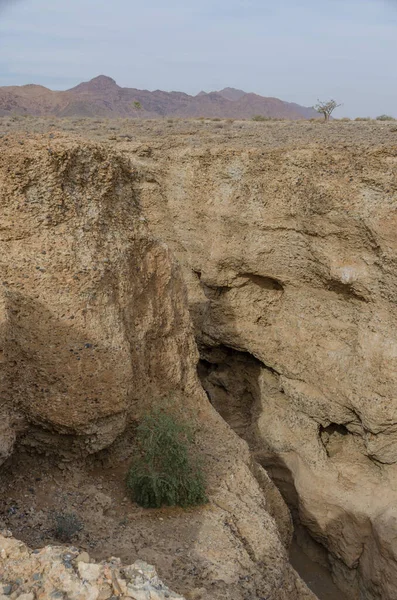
[376,114,395,121]
[314,99,341,121]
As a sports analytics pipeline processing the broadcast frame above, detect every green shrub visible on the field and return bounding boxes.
[252,115,271,122]
[126,408,207,508]
[376,114,395,121]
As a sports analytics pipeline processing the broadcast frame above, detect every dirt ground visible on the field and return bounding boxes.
[1,114,396,151]
[0,430,218,598]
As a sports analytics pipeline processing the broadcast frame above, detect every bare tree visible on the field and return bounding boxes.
[314,99,341,121]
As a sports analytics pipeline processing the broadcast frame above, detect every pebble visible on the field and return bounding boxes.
[77,561,101,582]
[1,585,12,595]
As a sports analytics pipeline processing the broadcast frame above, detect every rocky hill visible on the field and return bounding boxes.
[0,75,319,119]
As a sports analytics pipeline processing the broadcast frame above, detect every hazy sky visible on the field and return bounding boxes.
[0,0,396,117]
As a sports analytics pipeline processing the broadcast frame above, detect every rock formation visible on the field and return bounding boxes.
[0,531,184,600]
[130,139,397,599]
[0,135,314,600]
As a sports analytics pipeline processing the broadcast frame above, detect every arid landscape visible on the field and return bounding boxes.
[0,116,396,600]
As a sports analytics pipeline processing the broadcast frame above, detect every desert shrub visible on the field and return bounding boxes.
[355,117,371,121]
[126,408,207,509]
[53,511,83,542]
[376,114,395,121]
[252,115,271,122]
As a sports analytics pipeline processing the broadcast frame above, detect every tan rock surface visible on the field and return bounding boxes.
[0,135,200,454]
[0,532,185,599]
[0,135,314,600]
[124,132,397,599]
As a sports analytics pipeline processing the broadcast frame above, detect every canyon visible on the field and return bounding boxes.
[0,116,397,599]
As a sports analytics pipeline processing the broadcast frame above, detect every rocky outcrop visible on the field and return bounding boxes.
[0,136,314,600]
[0,136,200,456]
[131,140,397,599]
[0,531,184,599]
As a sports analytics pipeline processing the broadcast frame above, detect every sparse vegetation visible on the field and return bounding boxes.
[355,117,371,121]
[53,511,83,542]
[314,99,341,121]
[252,115,271,122]
[376,114,395,121]
[126,408,207,509]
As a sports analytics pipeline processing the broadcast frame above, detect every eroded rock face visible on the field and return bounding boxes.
[132,142,397,598]
[0,136,314,600]
[0,137,200,455]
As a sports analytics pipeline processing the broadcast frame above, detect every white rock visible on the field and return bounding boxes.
[78,561,101,582]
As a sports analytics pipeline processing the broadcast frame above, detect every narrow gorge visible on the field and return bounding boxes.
[130,128,397,600]
[0,119,396,600]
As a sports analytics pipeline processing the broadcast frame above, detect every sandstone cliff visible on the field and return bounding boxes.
[127,134,397,599]
[0,135,314,600]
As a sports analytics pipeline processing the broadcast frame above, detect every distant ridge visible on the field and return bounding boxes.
[0,75,319,119]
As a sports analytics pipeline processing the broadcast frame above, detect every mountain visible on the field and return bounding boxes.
[218,87,247,101]
[0,75,319,120]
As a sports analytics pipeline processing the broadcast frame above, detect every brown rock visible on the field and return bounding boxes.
[0,135,314,600]
[134,138,397,598]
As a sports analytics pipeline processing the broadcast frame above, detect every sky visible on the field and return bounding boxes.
[0,0,396,117]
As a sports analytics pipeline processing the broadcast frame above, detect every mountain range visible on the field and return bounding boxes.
[0,75,319,120]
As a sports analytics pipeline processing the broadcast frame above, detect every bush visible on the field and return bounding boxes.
[126,408,207,508]
[376,114,395,121]
[53,511,83,542]
[355,117,371,121]
[252,115,271,122]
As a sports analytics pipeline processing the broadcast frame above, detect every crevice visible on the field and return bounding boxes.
[197,342,349,600]
[200,282,231,300]
[240,273,284,291]
[319,423,350,457]
[198,345,262,439]
[325,279,368,302]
